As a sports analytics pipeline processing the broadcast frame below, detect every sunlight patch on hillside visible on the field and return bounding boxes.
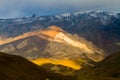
[31,58,81,70]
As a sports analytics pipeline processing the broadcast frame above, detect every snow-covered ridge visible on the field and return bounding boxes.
[53,11,119,22]
[0,11,119,25]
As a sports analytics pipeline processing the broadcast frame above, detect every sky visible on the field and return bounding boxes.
[0,0,120,18]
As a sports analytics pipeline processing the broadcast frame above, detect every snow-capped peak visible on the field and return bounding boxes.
[73,11,84,15]
[59,13,71,17]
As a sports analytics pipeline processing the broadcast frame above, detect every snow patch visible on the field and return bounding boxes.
[74,11,84,15]
[60,13,70,17]
[90,14,97,17]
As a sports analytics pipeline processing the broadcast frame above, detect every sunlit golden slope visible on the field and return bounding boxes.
[31,58,81,70]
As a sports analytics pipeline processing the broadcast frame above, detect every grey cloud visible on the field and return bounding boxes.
[0,0,120,18]
[0,0,120,7]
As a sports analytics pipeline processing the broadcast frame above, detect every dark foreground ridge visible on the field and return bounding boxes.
[0,52,76,80]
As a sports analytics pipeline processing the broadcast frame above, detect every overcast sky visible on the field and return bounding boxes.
[0,0,120,18]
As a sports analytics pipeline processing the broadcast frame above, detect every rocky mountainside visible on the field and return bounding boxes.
[77,51,120,80]
[0,11,120,54]
[0,26,104,63]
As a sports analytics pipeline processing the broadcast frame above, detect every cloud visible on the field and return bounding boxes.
[0,0,120,18]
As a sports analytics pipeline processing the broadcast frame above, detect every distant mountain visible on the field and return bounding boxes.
[77,51,120,80]
[0,11,120,54]
[0,26,104,63]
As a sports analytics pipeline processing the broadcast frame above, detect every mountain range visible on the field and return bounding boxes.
[0,11,120,54]
[0,10,120,80]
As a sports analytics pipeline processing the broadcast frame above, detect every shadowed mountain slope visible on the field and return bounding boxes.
[77,51,120,80]
[0,52,47,80]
